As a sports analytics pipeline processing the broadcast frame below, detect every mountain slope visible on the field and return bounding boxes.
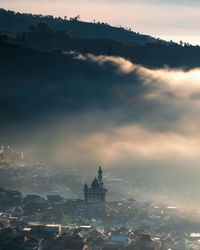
[0,40,139,123]
[0,8,160,45]
[13,25,200,69]
[2,9,200,69]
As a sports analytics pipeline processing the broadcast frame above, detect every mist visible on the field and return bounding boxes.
[3,52,197,198]
[1,45,200,206]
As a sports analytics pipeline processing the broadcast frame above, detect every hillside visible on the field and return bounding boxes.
[0,40,138,124]
[1,9,200,69]
[0,26,198,69]
[0,8,160,45]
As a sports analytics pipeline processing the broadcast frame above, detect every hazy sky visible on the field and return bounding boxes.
[1,0,200,45]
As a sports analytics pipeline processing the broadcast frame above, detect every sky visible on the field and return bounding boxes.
[1,0,200,45]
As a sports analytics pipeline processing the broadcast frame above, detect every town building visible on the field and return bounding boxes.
[84,166,107,204]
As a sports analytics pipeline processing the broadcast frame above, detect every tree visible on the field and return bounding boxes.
[76,14,80,21]
[61,215,70,225]
[77,217,88,225]
[36,22,52,33]
[55,208,64,222]
[16,31,27,45]
[29,25,36,33]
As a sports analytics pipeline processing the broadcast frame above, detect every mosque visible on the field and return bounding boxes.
[84,166,107,204]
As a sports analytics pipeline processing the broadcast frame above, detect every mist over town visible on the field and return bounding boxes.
[1,2,200,249]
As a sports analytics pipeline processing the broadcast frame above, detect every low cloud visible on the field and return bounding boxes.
[72,51,200,99]
[18,53,200,178]
[2,50,200,195]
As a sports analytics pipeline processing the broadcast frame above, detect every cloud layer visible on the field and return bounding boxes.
[22,53,200,183]
[2,43,200,203]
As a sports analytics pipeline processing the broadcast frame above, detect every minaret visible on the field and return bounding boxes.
[98,166,103,186]
[84,184,88,204]
[83,166,107,204]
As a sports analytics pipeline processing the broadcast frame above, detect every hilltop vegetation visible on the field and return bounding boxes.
[0,8,158,45]
[1,9,200,69]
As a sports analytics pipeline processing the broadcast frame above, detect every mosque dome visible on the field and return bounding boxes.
[91,177,100,189]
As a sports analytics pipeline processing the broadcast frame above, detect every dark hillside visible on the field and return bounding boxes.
[14,23,200,69]
[0,8,160,45]
[0,40,140,126]
[2,9,200,69]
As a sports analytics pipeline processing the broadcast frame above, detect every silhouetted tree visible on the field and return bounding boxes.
[179,40,183,46]
[76,14,80,21]
[16,31,27,45]
[36,22,52,33]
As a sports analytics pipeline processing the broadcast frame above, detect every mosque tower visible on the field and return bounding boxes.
[84,166,107,204]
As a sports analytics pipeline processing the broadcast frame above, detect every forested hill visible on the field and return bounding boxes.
[1,25,200,69]
[0,8,161,45]
[1,8,200,69]
[0,39,138,126]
